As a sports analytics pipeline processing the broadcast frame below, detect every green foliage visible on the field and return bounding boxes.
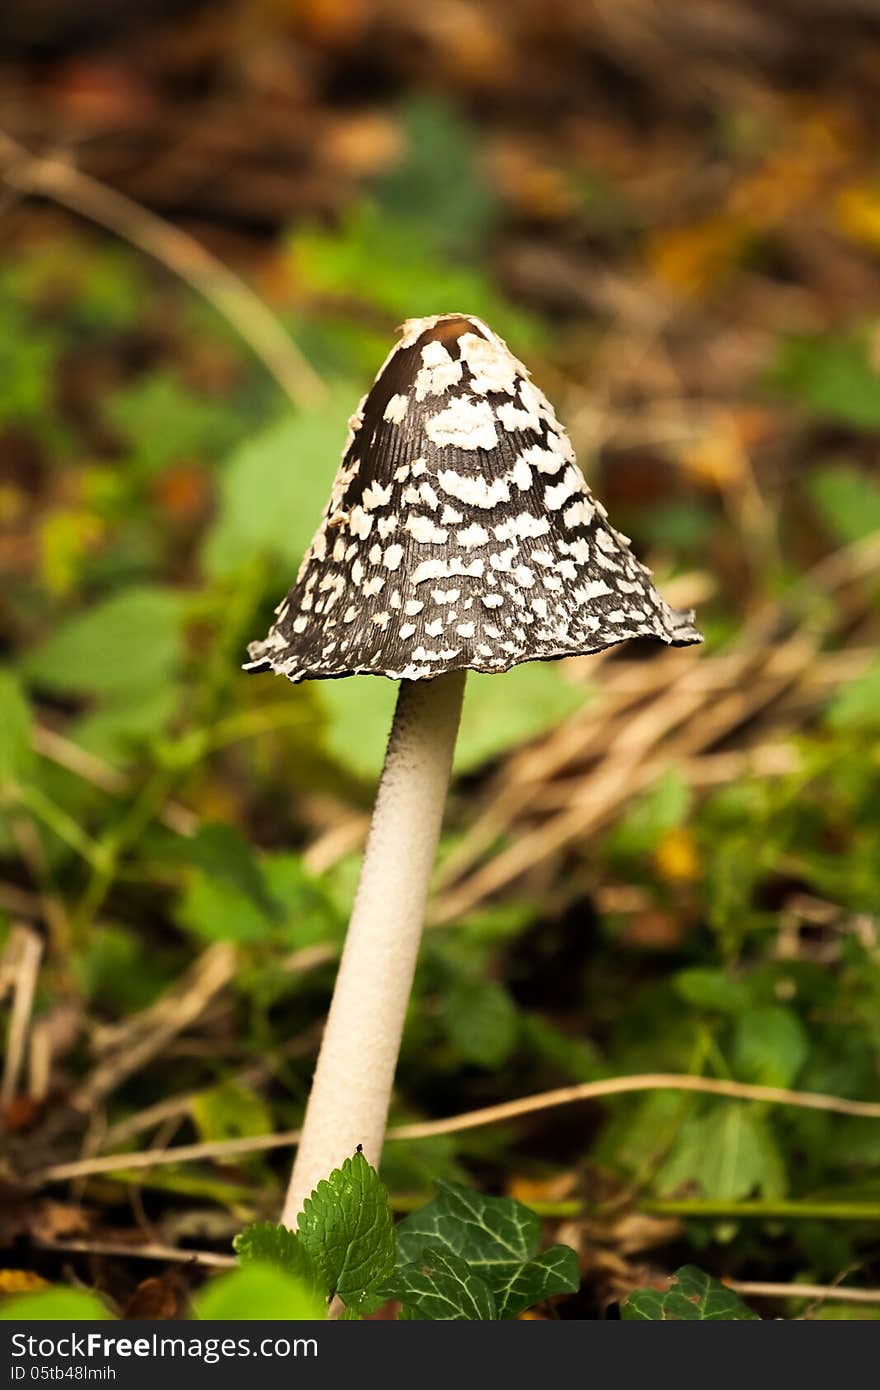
[203,395,357,578]
[22,586,187,700]
[230,1156,579,1321]
[233,1222,323,1293]
[0,1289,110,1320]
[176,851,340,947]
[732,1006,808,1088]
[296,1151,396,1314]
[194,1265,326,1321]
[392,1180,579,1319]
[621,1266,759,1320]
[319,661,587,782]
[192,1079,273,1145]
[376,98,499,258]
[808,464,880,543]
[172,823,281,920]
[442,980,519,1068]
[106,373,248,480]
[390,1248,498,1320]
[658,1103,785,1202]
[771,332,880,430]
[0,669,33,791]
[826,656,880,729]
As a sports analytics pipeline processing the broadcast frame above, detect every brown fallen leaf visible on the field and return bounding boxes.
[123,1275,185,1320]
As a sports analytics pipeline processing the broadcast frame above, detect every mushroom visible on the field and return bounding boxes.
[245,313,702,1222]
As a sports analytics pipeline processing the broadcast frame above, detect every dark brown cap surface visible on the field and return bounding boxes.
[246,313,701,682]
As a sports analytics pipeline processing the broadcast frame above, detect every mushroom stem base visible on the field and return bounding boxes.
[282,669,466,1224]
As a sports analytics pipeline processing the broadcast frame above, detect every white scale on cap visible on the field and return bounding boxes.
[245,313,702,683]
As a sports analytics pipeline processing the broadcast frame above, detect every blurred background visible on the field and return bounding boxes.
[2,0,880,1319]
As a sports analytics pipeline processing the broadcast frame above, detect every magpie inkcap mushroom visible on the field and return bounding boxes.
[246,313,702,1222]
[246,313,700,685]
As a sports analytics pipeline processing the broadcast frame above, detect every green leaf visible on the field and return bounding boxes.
[106,372,247,479]
[0,1288,110,1320]
[492,1245,580,1320]
[21,586,186,698]
[233,1222,325,1295]
[376,98,498,257]
[771,334,880,431]
[658,1102,786,1201]
[808,464,880,543]
[607,767,691,858]
[0,668,33,789]
[442,980,519,1068]
[621,1265,759,1320]
[391,1247,497,1320]
[72,683,183,761]
[826,656,880,729]
[296,1151,396,1313]
[396,1180,540,1273]
[457,665,587,774]
[203,396,356,577]
[174,823,281,920]
[192,1079,273,1144]
[292,205,539,352]
[194,1264,326,1320]
[392,1183,578,1318]
[320,662,586,783]
[176,852,339,947]
[732,1006,809,1089]
[675,967,750,1015]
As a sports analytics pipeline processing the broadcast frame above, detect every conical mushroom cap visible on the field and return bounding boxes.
[246,314,702,682]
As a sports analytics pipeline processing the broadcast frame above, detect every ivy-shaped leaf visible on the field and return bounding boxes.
[493,1245,581,1320]
[395,1180,578,1317]
[297,1151,396,1313]
[621,1266,759,1321]
[396,1179,540,1270]
[391,1247,496,1321]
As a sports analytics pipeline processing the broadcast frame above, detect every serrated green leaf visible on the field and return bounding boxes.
[194,1264,326,1320]
[0,1287,110,1320]
[21,586,186,698]
[621,1265,759,1320]
[233,1222,325,1295]
[391,1247,497,1320]
[442,980,518,1068]
[492,1245,580,1319]
[296,1151,395,1313]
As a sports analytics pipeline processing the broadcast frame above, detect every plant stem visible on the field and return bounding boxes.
[643,1198,880,1221]
[282,670,466,1225]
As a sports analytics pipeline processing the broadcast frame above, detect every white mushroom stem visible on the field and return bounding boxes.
[282,668,466,1224]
